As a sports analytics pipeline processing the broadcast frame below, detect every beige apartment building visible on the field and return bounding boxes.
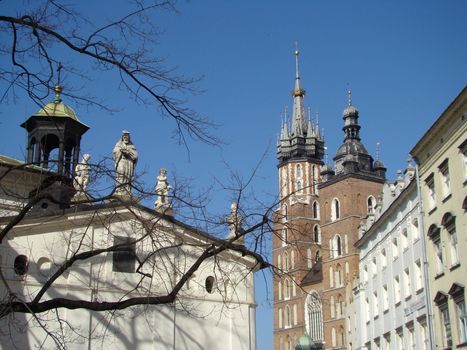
[411,86,467,349]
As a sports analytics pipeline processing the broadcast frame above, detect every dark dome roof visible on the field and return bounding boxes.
[343,104,359,118]
[374,159,386,169]
[335,140,369,159]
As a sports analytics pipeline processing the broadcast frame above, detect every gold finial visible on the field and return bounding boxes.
[294,41,299,56]
[53,85,62,103]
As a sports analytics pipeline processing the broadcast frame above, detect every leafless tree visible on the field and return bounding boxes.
[0,158,274,349]
[0,0,218,145]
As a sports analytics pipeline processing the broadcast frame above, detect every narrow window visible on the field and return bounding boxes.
[112,236,136,273]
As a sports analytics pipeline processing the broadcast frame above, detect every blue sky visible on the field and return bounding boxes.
[1,1,467,349]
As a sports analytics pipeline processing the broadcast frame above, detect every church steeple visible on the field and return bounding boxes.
[277,49,324,166]
[291,49,307,136]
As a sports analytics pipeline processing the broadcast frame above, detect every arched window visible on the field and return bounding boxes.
[442,213,459,266]
[282,228,288,246]
[367,196,376,214]
[313,225,321,244]
[291,250,295,270]
[331,198,341,221]
[329,266,334,287]
[305,291,323,342]
[283,251,289,272]
[284,278,291,299]
[279,308,283,328]
[282,203,288,222]
[296,164,302,178]
[334,234,343,257]
[335,264,343,287]
[277,254,282,271]
[297,180,302,192]
[337,294,345,318]
[312,201,320,219]
[307,248,312,268]
[331,327,337,347]
[278,280,282,300]
[338,326,346,347]
[285,305,291,327]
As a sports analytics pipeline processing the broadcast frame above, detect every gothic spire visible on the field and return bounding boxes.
[291,48,307,136]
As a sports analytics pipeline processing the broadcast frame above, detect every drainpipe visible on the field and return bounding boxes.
[414,161,435,349]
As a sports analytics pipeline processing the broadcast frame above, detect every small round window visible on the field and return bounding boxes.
[205,276,215,294]
[14,255,29,275]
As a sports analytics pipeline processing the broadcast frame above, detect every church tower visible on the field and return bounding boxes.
[20,86,89,210]
[318,92,386,349]
[273,50,325,350]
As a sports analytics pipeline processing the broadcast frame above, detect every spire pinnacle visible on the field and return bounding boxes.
[53,85,63,103]
[347,87,352,106]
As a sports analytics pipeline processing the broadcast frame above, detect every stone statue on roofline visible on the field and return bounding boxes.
[113,131,138,198]
[226,202,244,245]
[154,168,173,216]
[72,153,91,201]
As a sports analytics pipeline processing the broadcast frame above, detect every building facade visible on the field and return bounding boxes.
[354,164,431,350]
[0,90,263,350]
[273,51,385,350]
[410,86,467,349]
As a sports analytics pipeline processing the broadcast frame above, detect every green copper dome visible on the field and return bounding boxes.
[34,86,80,122]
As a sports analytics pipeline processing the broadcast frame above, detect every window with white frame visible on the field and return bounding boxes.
[394,275,401,304]
[443,214,459,267]
[373,291,379,317]
[415,260,423,292]
[418,317,428,350]
[384,333,391,350]
[284,278,290,300]
[425,173,436,210]
[406,323,414,349]
[392,237,399,260]
[439,301,452,348]
[331,198,341,221]
[434,237,444,275]
[337,294,345,318]
[411,217,420,241]
[381,248,387,268]
[335,264,343,287]
[396,328,403,350]
[438,159,451,198]
[383,285,389,311]
[403,268,411,298]
[402,228,408,251]
[372,257,377,276]
[456,296,467,344]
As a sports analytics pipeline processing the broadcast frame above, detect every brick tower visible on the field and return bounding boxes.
[273,49,325,350]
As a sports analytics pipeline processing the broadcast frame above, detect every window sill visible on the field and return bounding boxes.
[395,301,401,307]
[457,341,467,348]
[428,206,437,215]
[435,272,445,280]
[373,315,379,320]
[405,295,412,301]
[416,288,424,295]
[442,193,452,203]
[450,263,461,271]
[383,309,389,314]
